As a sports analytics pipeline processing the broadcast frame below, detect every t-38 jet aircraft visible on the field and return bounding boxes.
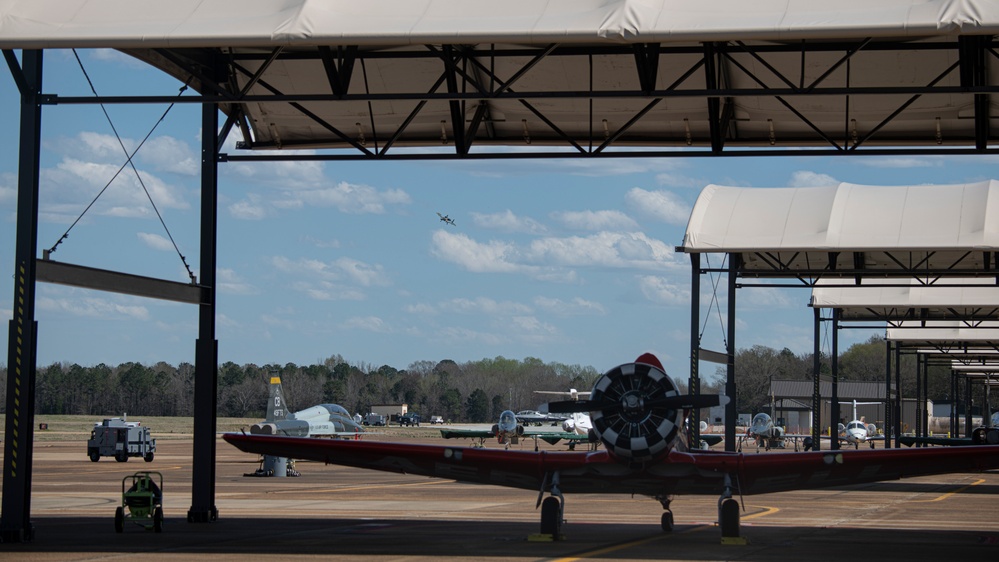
[225,353,999,540]
[249,376,365,438]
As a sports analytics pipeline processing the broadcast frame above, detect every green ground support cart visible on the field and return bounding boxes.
[115,471,164,533]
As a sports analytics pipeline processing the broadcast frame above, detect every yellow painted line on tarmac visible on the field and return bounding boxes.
[552,506,778,562]
[269,479,455,494]
[742,505,780,520]
[911,478,985,503]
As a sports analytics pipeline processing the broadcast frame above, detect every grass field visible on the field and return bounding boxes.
[2,414,450,441]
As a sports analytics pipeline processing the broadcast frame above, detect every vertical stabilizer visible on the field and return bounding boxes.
[266,376,288,422]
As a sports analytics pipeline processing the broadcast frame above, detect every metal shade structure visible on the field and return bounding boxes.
[4,1,999,158]
[7,0,999,542]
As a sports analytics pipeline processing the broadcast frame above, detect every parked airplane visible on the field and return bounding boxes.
[740,412,787,452]
[534,389,593,437]
[225,353,999,541]
[440,409,593,451]
[836,400,884,449]
[249,376,365,438]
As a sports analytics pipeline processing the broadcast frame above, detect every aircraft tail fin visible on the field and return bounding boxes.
[265,376,288,422]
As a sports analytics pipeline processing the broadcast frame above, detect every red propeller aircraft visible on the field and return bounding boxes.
[224,353,999,540]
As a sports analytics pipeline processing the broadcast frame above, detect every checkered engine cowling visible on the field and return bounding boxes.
[590,361,680,466]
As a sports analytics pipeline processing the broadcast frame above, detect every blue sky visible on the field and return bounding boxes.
[2,49,997,378]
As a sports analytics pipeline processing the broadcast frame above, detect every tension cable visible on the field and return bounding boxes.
[47,50,196,284]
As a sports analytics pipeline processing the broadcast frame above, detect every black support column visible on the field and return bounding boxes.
[725,254,737,452]
[188,60,220,523]
[2,49,43,543]
[689,253,701,445]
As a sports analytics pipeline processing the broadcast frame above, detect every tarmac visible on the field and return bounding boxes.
[2,429,999,561]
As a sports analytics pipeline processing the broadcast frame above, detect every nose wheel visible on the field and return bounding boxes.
[659,496,674,532]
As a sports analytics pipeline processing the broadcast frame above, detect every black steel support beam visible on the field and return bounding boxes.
[689,253,701,445]
[812,307,822,450]
[831,310,840,450]
[187,56,221,524]
[3,49,29,96]
[725,253,737,451]
[318,45,357,98]
[1,48,42,543]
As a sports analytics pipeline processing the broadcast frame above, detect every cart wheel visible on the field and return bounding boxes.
[154,507,164,533]
[114,507,124,533]
[115,451,128,463]
[144,452,154,462]
[89,450,100,462]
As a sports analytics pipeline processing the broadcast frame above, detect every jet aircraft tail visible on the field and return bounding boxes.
[265,376,288,422]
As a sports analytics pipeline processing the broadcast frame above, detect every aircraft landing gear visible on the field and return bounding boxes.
[537,472,564,539]
[658,497,675,532]
[718,473,744,543]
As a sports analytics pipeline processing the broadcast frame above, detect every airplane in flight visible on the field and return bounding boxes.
[249,376,366,438]
[440,409,593,451]
[225,353,999,541]
[436,212,456,226]
[835,400,884,449]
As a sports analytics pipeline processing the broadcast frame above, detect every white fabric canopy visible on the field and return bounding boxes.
[886,320,999,342]
[682,181,999,252]
[810,278,999,319]
[2,0,999,49]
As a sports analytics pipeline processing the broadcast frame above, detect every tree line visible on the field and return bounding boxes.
[0,336,960,422]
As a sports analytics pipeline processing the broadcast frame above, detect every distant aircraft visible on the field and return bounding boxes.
[441,409,593,451]
[249,376,365,438]
[835,400,884,449]
[534,389,593,437]
[225,353,999,541]
[740,412,787,452]
[436,212,455,226]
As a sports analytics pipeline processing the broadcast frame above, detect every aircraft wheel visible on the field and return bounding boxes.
[540,496,561,538]
[153,507,164,533]
[89,450,100,462]
[719,498,739,538]
[661,511,674,533]
[114,507,124,533]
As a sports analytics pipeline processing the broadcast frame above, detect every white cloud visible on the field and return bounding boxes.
[344,316,392,333]
[431,230,530,274]
[404,303,437,315]
[858,157,942,169]
[551,210,639,231]
[788,170,839,187]
[440,297,532,316]
[533,296,606,316]
[638,276,691,306]
[217,268,256,296]
[625,188,690,225]
[0,172,15,205]
[140,136,198,176]
[527,231,677,270]
[37,295,150,320]
[471,209,547,234]
[229,194,268,220]
[334,257,389,287]
[136,232,174,251]
[276,181,411,214]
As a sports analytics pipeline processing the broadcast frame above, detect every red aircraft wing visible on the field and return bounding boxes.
[224,433,999,497]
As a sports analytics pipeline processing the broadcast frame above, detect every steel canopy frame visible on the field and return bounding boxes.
[5,27,999,543]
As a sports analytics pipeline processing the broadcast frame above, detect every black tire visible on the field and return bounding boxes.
[115,451,128,463]
[719,498,740,538]
[114,507,124,533]
[89,450,100,462]
[144,452,154,462]
[661,511,674,533]
[540,496,561,538]
[153,507,164,533]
